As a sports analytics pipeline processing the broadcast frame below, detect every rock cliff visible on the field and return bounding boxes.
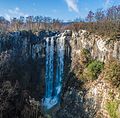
[55,30,120,118]
[70,30,120,63]
[0,30,120,118]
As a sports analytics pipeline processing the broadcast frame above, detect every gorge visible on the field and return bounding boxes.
[0,30,120,118]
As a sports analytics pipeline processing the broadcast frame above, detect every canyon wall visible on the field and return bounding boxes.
[56,30,120,118]
[0,30,71,118]
[0,30,120,118]
[70,30,120,63]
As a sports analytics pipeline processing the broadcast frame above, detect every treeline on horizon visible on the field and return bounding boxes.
[0,5,120,38]
[67,5,120,38]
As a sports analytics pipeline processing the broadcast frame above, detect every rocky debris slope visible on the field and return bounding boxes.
[57,73,120,118]
[83,76,120,118]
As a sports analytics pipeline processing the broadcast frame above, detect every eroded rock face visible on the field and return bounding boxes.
[71,30,120,63]
[0,30,120,118]
[55,30,120,118]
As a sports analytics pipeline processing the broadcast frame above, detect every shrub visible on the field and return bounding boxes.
[103,59,120,88]
[73,48,92,80]
[79,48,91,67]
[106,100,120,118]
[83,60,104,81]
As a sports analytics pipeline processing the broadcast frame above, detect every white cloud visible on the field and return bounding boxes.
[104,0,113,8]
[15,7,20,11]
[65,0,79,13]
[105,0,110,5]
[4,7,28,21]
[5,14,11,21]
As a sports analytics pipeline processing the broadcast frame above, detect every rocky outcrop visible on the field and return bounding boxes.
[71,30,120,63]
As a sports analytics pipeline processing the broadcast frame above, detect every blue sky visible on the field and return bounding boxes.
[0,0,119,21]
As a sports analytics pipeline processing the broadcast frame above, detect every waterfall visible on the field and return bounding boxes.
[55,36,65,95]
[43,36,65,109]
[45,37,54,98]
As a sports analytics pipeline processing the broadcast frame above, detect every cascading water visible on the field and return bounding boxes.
[55,36,65,95]
[43,35,65,109]
[45,37,54,98]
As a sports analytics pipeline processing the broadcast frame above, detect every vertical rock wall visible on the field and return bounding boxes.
[71,30,120,63]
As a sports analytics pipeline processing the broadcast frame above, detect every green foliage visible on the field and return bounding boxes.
[73,48,92,80]
[80,48,91,67]
[83,60,104,81]
[106,100,120,118]
[103,59,120,88]
[82,48,90,57]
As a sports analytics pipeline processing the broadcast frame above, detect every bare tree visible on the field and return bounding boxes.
[86,11,94,22]
[95,9,105,22]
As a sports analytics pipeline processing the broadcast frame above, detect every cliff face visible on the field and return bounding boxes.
[0,30,120,118]
[0,30,71,118]
[0,31,45,118]
[56,30,120,118]
[70,30,120,63]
